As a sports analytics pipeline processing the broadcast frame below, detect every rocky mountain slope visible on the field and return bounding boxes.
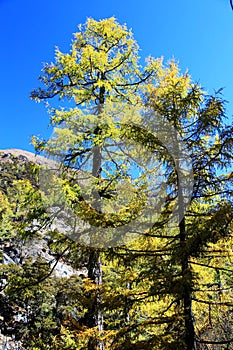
[0,148,85,278]
[0,149,87,349]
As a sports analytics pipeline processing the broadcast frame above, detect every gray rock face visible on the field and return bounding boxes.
[2,237,87,279]
[0,148,86,278]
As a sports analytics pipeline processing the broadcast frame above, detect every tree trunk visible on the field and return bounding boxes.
[86,83,105,350]
[175,131,195,350]
[87,249,104,350]
[180,216,195,350]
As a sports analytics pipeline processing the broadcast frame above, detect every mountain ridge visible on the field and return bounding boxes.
[0,148,57,167]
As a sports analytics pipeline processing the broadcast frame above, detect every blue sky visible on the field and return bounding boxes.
[0,0,233,152]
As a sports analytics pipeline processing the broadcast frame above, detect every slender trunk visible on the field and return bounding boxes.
[86,153,104,349]
[87,250,104,350]
[179,217,195,350]
[86,83,105,350]
[173,130,195,349]
[173,122,195,350]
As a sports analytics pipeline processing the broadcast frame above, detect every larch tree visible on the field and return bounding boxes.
[126,61,233,349]
[31,17,162,350]
[30,17,233,350]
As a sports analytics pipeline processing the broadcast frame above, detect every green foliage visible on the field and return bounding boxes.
[1,17,233,350]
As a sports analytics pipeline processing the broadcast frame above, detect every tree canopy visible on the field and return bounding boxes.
[0,17,233,350]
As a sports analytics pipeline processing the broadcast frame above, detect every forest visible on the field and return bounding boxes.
[1,17,233,350]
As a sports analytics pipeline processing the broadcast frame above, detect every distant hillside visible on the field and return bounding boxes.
[0,148,57,167]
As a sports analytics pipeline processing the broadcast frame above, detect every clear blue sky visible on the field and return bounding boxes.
[1,0,233,152]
